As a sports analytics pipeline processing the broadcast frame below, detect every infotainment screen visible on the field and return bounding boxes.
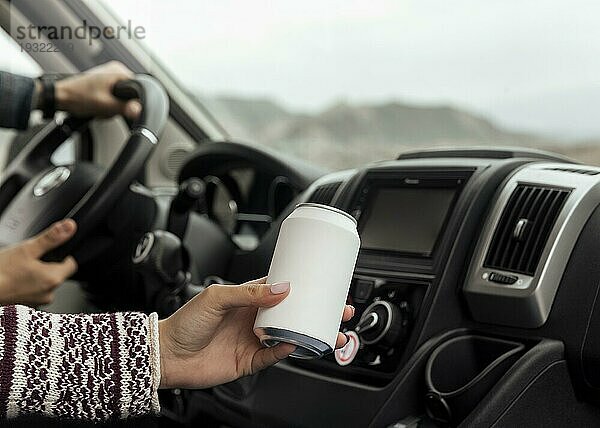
[359,187,457,256]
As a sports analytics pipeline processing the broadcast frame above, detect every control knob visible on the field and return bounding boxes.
[355,300,408,347]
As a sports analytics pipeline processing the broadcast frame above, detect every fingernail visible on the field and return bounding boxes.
[270,281,290,294]
[349,305,355,317]
[129,101,142,117]
[54,221,67,235]
[58,220,73,234]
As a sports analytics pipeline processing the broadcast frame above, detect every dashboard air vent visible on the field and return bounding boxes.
[545,167,600,176]
[484,184,571,276]
[307,182,342,205]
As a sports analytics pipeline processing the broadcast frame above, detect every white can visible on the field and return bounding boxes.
[254,203,360,359]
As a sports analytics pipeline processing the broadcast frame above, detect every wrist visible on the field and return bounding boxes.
[158,319,173,389]
[54,79,73,112]
[0,278,10,305]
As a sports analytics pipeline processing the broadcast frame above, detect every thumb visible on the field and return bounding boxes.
[251,343,296,373]
[24,219,77,258]
[123,100,142,120]
[208,280,291,311]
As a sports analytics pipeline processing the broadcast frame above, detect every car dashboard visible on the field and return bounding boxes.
[176,148,600,427]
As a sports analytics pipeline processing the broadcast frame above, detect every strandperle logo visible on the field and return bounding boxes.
[15,20,146,46]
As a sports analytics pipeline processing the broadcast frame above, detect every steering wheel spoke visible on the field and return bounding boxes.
[0,117,89,209]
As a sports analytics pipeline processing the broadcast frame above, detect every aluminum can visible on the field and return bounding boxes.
[254,203,360,359]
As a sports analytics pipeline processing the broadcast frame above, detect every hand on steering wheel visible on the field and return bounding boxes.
[0,219,77,305]
[50,61,142,120]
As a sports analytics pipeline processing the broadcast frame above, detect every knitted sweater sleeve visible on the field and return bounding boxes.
[0,305,161,420]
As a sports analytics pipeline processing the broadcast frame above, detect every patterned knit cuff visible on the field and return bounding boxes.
[148,312,161,414]
[0,305,158,420]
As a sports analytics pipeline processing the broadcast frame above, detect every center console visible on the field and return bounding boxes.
[292,166,475,384]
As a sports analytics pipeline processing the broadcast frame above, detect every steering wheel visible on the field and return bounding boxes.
[0,75,169,263]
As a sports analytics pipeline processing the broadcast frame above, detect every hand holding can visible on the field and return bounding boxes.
[254,203,360,359]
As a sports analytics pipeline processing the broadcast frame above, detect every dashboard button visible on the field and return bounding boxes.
[353,279,374,302]
[488,272,518,285]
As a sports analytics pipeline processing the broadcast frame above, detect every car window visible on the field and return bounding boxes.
[0,30,41,76]
[102,1,600,170]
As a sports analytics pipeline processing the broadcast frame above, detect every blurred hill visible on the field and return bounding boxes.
[197,94,596,169]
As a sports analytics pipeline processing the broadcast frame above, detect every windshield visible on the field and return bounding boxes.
[102,1,600,170]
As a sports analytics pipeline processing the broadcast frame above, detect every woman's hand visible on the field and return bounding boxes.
[0,219,78,306]
[158,278,354,389]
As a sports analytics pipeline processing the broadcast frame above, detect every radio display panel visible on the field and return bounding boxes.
[359,186,457,256]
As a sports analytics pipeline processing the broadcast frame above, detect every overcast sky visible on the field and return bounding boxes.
[5,1,600,139]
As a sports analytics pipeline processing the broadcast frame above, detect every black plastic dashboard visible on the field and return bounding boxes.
[181,147,600,427]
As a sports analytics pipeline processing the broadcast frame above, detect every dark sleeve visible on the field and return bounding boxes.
[0,71,35,130]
